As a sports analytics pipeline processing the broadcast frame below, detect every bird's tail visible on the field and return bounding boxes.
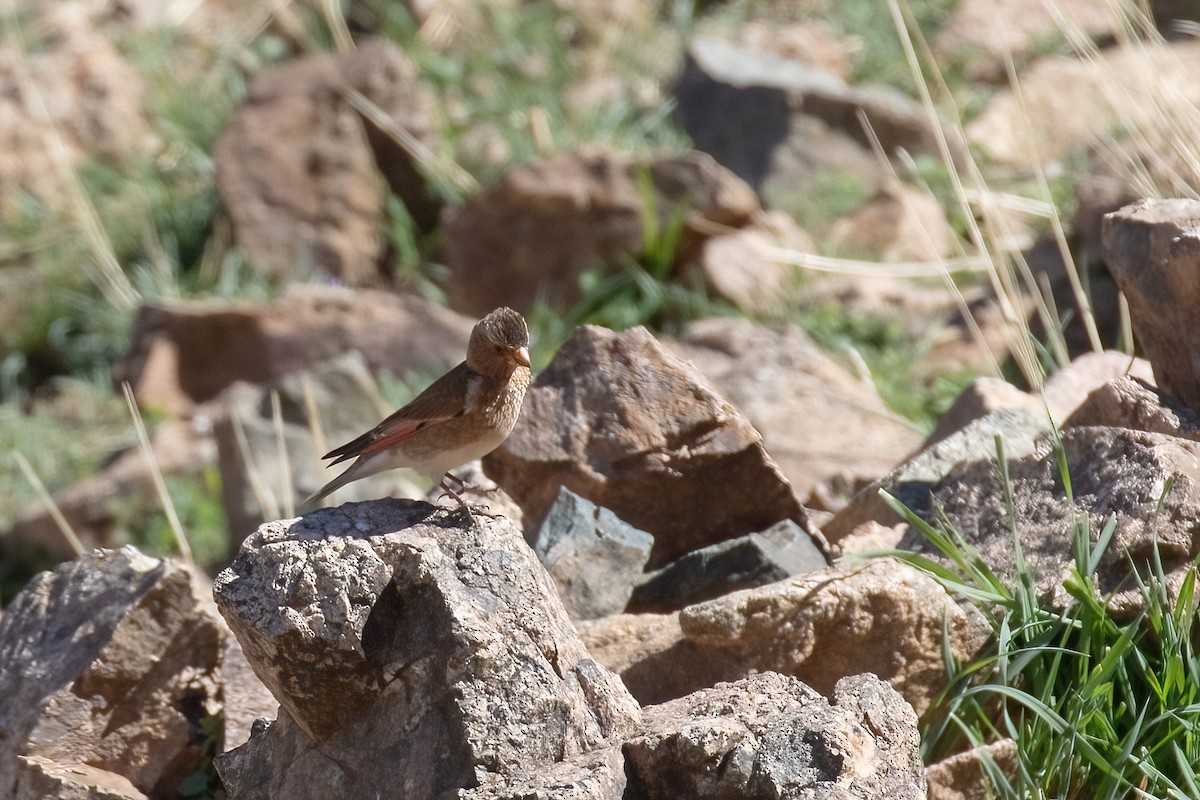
[300,459,365,512]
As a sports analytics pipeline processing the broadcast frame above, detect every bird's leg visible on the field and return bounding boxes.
[445,470,501,498]
[437,473,472,517]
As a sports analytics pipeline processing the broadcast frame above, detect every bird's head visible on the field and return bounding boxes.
[467,307,531,378]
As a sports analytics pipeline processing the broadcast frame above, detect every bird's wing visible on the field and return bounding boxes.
[323,362,473,463]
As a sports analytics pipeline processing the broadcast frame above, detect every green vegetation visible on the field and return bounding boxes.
[889,440,1200,798]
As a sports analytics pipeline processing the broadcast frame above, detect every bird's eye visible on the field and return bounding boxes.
[494,344,504,353]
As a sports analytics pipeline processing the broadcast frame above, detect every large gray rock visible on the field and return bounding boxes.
[0,547,226,800]
[485,324,823,569]
[624,672,925,799]
[213,500,640,799]
[1103,198,1200,413]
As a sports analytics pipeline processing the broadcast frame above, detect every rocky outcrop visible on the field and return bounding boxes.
[0,548,226,800]
[485,324,822,569]
[213,501,640,798]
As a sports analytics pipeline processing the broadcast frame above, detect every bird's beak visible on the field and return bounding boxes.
[514,346,531,368]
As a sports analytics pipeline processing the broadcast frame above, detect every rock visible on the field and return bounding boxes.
[215,38,436,285]
[967,41,1200,170]
[1102,198,1200,413]
[213,500,640,798]
[0,21,152,217]
[0,547,225,799]
[689,211,815,315]
[626,520,826,614]
[903,426,1200,613]
[829,182,957,263]
[485,324,821,569]
[580,560,987,717]
[210,352,421,543]
[458,746,626,800]
[925,377,1043,447]
[824,408,1050,555]
[666,316,922,514]
[624,672,925,799]
[220,636,278,754]
[12,756,148,800]
[115,286,473,415]
[3,420,216,560]
[1066,376,1200,439]
[440,149,759,317]
[933,0,1117,82]
[672,37,948,201]
[927,351,1154,447]
[734,19,854,79]
[532,488,654,621]
[674,561,988,718]
[926,739,1018,800]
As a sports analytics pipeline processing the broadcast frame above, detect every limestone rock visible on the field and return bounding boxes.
[666,317,923,513]
[1102,198,1200,413]
[485,324,821,569]
[0,547,225,799]
[688,211,815,315]
[532,488,654,621]
[12,756,148,800]
[624,672,925,799]
[441,149,758,317]
[115,286,472,415]
[215,38,436,285]
[213,500,639,798]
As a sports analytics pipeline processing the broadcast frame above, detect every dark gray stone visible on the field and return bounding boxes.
[626,519,825,613]
[533,488,654,621]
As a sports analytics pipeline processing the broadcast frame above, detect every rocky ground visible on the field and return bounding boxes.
[1,0,1200,798]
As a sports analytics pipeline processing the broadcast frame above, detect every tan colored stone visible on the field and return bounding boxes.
[829,182,957,263]
[926,740,1018,800]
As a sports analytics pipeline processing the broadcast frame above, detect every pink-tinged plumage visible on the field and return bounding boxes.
[303,307,531,510]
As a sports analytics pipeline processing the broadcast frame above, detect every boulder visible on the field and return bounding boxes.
[1102,198,1200,413]
[215,38,436,285]
[624,672,925,799]
[440,149,758,317]
[213,500,640,798]
[114,286,473,415]
[484,324,822,569]
[666,316,923,512]
[1066,376,1200,439]
[531,488,654,621]
[0,547,226,799]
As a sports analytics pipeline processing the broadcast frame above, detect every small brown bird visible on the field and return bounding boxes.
[303,307,531,511]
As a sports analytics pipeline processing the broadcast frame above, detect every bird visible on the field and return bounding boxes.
[303,307,531,512]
